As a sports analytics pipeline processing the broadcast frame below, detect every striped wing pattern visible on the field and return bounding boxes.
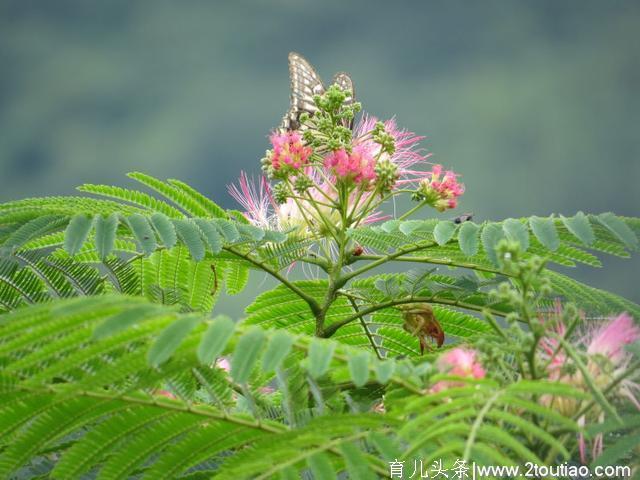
[280,52,355,131]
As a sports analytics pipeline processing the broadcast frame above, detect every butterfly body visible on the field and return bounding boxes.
[280,52,355,132]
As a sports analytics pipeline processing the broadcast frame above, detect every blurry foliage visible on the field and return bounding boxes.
[0,0,638,306]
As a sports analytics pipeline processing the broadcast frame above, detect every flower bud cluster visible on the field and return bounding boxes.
[413,164,465,212]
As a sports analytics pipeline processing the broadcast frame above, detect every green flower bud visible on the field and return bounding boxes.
[261,151,276,178]
[272,182,290,205]
[374,158,399,194]
[293,174,314,194]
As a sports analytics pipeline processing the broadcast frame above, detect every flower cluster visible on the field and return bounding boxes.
[267,131,313,173]
[232,83,465,237]
[413,164,465,212]
[432,347,486,393]
[539,308,640,462]
[324,145,377,187]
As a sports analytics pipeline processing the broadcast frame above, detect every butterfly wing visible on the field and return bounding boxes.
[332,72,356,129]
[280,52,325,131]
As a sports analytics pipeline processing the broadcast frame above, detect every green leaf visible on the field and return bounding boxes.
[502,218,529,251]
[369,432,402,461]
[262,331,294,372]
[340,442,375,480]
[348,352,370,387]
[591,433,640,468]
[127,214,158,255]
[399,220,423,236]
[93,304,166,340]
[529,216,559,251]
[381,220,401,233]
[457,221,479,256]
[147,314,201,367]
[306,339,336,379]
[561,211,594,246]
[93,214,118,259]
[278,467,300,480]
[231,328,265,383]
[307,453,337,480]
[374,360,395,384]
[194,219,223,254]
[481,223,504,265]
[433,221,456,245]
[626,340,640,359]
[237,224,265,241]
[224,262,249,295]
[197,315,235,365]
[263,230,288,243]
[214,219,240,243]
[173,219,205,261]
[151,213,177,249]
[557,337,620,422]
[64,214,93,255]
[597,212,638,250]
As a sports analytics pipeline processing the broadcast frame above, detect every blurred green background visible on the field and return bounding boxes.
[1,0,638,309]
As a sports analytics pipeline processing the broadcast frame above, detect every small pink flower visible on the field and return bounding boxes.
[438,347,486,378]
[324,144,377,186]
[216,357,231,372]
[353,114,428,178]
[155,390,177,400]
[432,347,485,392]
[270,131,312,171]
[417,165,465,212]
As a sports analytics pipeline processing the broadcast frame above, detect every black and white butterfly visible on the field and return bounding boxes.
[280,52,355,132]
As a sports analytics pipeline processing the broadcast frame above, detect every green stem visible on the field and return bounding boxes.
[352,253,506,277]
[28,384,286,434]
[463,390,503,461]
[345,295,383,360]
[340,241,439,283]
[397,199,429,221]
[224,246,321,316]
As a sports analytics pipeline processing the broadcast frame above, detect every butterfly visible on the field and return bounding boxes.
[280,52,355,132]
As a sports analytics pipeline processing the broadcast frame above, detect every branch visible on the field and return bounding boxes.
[224,246,321,315]
[353,253,506,277]
[24,384,286,434]
[322,294,509,338]
[344,294,384,360]
[341,240,439,283]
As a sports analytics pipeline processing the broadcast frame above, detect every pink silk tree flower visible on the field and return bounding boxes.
[228,172,272,228]
[431,347,486,393]
[229,170,386,235]
[324,144,377,187]
[437,347,486,379]
[586,312,639,364]
[353,114,428,181]
[415,164,465,212]
[269,131,313,171]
